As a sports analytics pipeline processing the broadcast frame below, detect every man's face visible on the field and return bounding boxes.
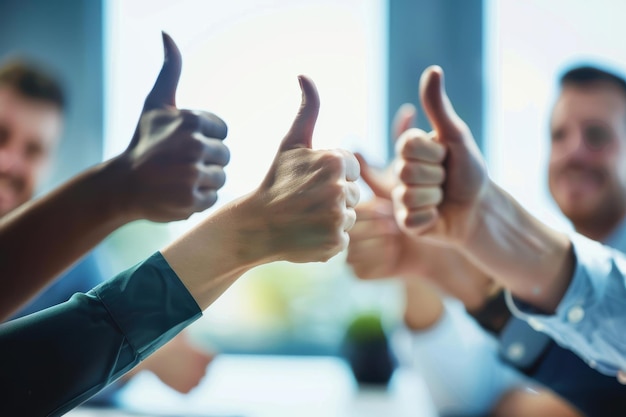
[549,82,626,227]
[0,86,62,216]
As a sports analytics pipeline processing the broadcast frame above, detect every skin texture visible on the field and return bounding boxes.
[0,34,221,392]
[549,81,626,241]
[0,33,229,319]
[161,74,360,310]
[348,73,586,415]
[392,66,574,314]
[347,103,493,322]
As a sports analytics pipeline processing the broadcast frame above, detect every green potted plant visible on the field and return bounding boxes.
[341,312,396,386]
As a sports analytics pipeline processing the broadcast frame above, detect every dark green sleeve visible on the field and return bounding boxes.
[0,252,202,416]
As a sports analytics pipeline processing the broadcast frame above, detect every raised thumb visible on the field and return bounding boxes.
[356,153,393,199]
[419,66,464,142]
[143,31,182,110]
[392,103,416,141]
[279,75,320,151]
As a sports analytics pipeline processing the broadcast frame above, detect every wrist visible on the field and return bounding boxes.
[227,190,297,266]
[98,153,141,223]
[60,157,136,229]
[160,193,274,310]
[457,180,574,312]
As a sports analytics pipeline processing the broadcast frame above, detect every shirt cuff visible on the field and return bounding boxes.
[91,252,202,360]
[505,232,624,376]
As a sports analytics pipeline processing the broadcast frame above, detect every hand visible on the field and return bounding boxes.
[128,332,214,394]
[160,75,359,311]
[115,32,229,222]
[350,99,493,309]
[348,103,424,279]
[355,102,416,199]
[245,75,360,263]
[392,66,488,246]
[348,197,421,279]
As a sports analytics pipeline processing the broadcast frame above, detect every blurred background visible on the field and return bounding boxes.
[1,0,625,410]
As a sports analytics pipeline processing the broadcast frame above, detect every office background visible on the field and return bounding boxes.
[2,0,624,355]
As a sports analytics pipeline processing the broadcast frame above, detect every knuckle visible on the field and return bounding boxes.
[182,165,202,183]
[327,182,345,202]
[401,189,414,206]
[186,135,206,156]
[318,151,345,173]
[212,168,227,188]
[208,141,230,166]
[433,188,443,204]
[203,191,219,208]
[398,161,415,183]
[179,110,201,127]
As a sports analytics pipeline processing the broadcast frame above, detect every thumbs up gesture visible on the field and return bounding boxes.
[347,104,421,279]
[115,33,229,222]
[392,66,488,245]
[246,75,360,263]
[356,103,416,199]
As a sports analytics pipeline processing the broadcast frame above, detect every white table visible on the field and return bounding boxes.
[67,354,438,417]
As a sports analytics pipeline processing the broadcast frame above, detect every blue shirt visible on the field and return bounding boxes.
[507,217,626,377]
[9,251,103,320]
[0,252,202,416]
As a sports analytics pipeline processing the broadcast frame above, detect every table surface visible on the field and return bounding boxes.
[66,354,439,417]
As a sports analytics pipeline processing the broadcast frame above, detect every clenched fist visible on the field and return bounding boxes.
[392,66,488,246]
[243,75,360,263]
[114,32,229,222]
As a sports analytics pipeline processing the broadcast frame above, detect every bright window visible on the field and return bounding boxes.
[104,0,397,354]
[485,0,626,229]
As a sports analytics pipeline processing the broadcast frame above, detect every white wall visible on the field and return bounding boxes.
[105,0,387,220]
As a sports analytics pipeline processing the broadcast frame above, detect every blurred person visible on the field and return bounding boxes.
[0,33,229,319]
[349,104,579,416]
[390,64,626,415]
[0,36,359,416]
[348,66,626,416]
[0,37,218,397]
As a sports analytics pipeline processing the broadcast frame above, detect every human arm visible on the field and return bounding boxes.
[7,248,215,398]
[122,332,215,394]
[0,252,202,416]
[392,66,626,375]
[391,66,574,314]
[347,104,492,313]
[491,388,583,417]
[0,33,229,319]
[404,297,529,416]
[0,74,359,415]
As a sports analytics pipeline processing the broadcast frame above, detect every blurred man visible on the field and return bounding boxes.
[386,63,626,415]
[0,59,214,398]
[0,33,230,319]
[348,104,567,416]
[348,65,626,416]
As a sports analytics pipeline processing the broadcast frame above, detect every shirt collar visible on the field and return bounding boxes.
[603,215,626,250]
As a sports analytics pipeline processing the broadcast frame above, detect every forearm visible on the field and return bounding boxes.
[403,278,444,330]
[0,156,132,319]
[458,181,575,313]
[0,253,200,416]
[408,298,528,416]
[161,193,270,309]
